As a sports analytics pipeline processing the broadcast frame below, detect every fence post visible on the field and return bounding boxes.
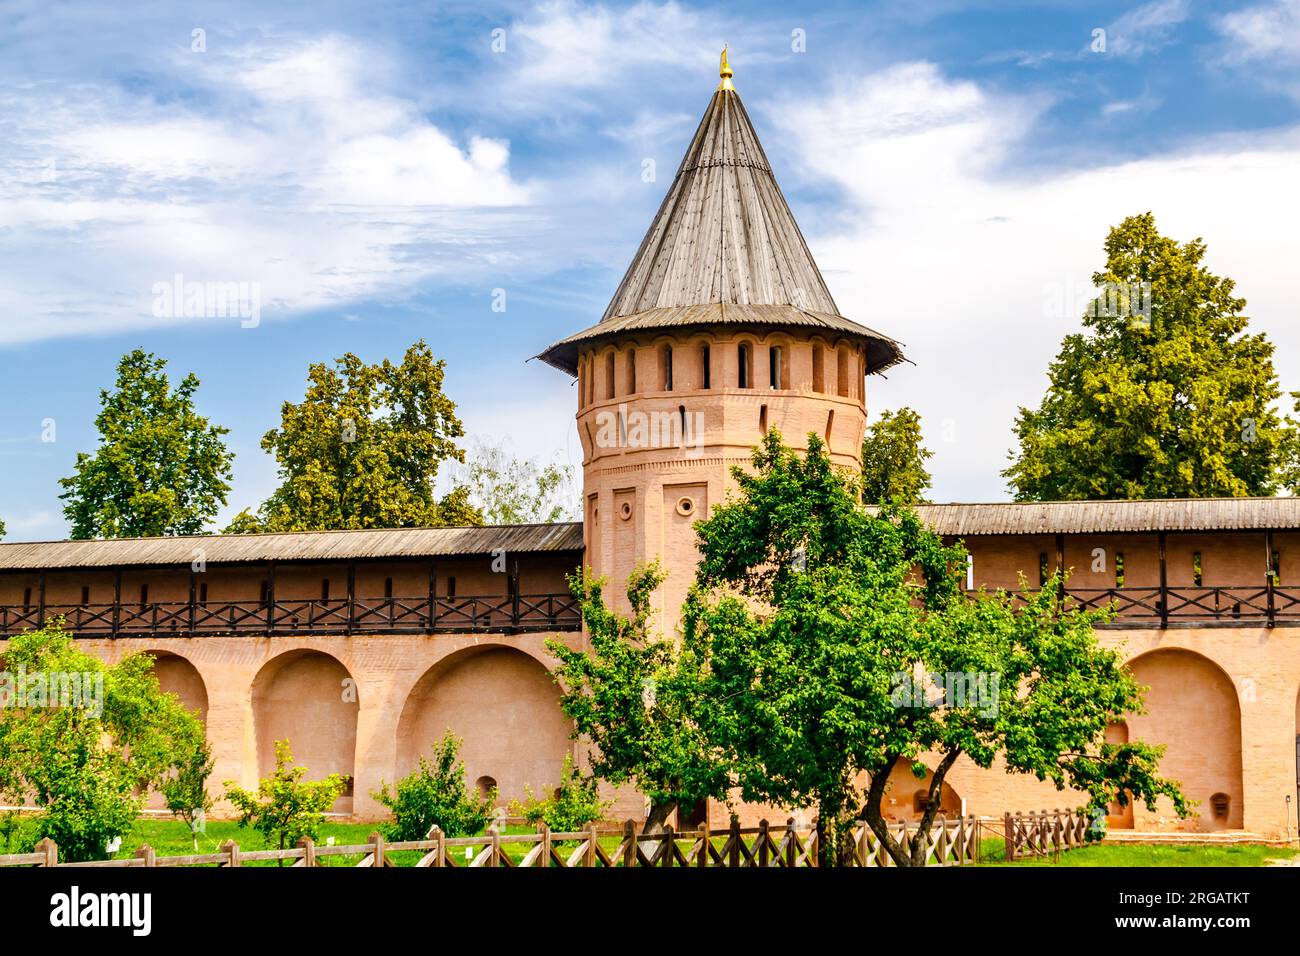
[221,839,240,868]
[586,822,598,868]
[135,844,156,867]
[369,831,386,868]
[1003,812,1014,862]
[728,819,741,868]
[786,817,798,867]
[936,813,949,866]
[661,824,674,868]
[697,820,709,868]
[297,836,316,867]
[34,837,57,867]
[757,819,769,867]
[622,820,636,868]
[430,825,445,868]
[539,823,551,869]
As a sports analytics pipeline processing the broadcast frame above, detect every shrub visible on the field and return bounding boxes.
[510,754,609,832]
[224,739,348,861]
[372,732,493,840]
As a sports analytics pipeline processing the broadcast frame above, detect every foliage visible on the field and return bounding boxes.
[462,438,577,524]
[1006,212,1300,499]
[860,406,933,504]
[547,564,731,833]
[58,349,234,538]
[221,508,264,535]
[680,429,1187,866]
[371,732,493,840]
[224,740,348,858]
[159,729,215,851]
[0,627,208,861]
[509,753,610,832]
[255,340,481,531]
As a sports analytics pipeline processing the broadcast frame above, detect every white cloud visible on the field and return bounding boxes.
[0,35,533,346]
[770,61,1300,501]
[1217,0,1300,63]
[1104,0,1190,57]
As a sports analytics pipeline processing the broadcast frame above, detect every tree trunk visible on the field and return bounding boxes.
[860,754,913,866]
[641,800,677,835]
[908,750,961,867]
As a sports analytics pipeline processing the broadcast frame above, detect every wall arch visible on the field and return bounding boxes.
[879,761,962,823]
[1127,648,1243,830]
[396,645,571,806]
[147,650,208,722]
[251,650,358,811]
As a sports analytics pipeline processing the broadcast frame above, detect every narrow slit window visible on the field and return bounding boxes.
[1115,552,1126,588]
[1038,554,1049,588]
[812,344,825,393]
[320,578,330,602]
[626,350,637,394]
[824,409,834,445]
[701,344,710,389]
[384,577,394,599]
[738,344,751,388]
[22,587,31,611]
[447,576,457,598]
[769,346,783,389]
[1270,550,1280,586]
[199,582,208,604]
[836,349,849,397]
[139,583,149,610]
[759,404,768,434]
[965,553,974,590]
[678,404,687,443]
[80,586,90,605]
[1192,552,1203,587]
[661,345,674,391]
[605,352,616,399]
[260,580,271,605]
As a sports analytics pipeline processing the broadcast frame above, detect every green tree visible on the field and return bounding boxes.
[860,407,933,504]
[256,341,480,531]
[371,732,493,841]
[548,564,731,834]
[683,430,1187,866]
[1006,213,1300,500]
[160,731,215,851]
[509,753,610,833]
[58,350,234,538]
[462,438,577,524]
[0,627,208,861]
[224,739,349,861]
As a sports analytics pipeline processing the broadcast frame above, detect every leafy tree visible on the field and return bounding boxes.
[509,753,610,832]
[221,508,264,535]
[682,430,1187,866]
[860,407,933,504]
[224,739,349,861]
[256,341,481,531]
[0,518,6,539]
[58,350,234,538]
[548,564,731,834]
[371,732,493,841]
[160,731,215,851]
[0,627,207,861]
[462,438,577,524]
[1006,212,1300,499]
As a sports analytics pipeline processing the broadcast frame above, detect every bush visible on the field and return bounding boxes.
[510,754,609,833]
[372,732,493,840]
[224,739,349,859]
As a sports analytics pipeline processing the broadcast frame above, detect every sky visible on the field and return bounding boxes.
[1,0,1298,541]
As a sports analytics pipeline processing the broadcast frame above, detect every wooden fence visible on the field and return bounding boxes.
[0,815,985,868]
[1003,809,1091,861]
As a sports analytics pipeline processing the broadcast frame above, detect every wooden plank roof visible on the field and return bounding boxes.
[0,523,583,571]
[536,79,904,376]
[899,498,1300,535]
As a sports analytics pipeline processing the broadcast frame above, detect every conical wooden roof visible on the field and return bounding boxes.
[537,64,903,375]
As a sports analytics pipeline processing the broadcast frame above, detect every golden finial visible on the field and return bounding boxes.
[718,45,734,91]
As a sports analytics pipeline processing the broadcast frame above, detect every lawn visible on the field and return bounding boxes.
[976,838,1300,867]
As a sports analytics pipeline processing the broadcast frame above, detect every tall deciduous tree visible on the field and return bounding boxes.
[860,407,933,504]
[1006,212,1300,500]
[462,439,577,525]
[255,341,480,531]
[683,430,1186,866]
[59,350,234,538]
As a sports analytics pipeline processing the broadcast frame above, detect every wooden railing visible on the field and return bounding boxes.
[0,592,581,639]
[2,816,982,868]
[969,584,1300,628]
[1003,809,1091,861]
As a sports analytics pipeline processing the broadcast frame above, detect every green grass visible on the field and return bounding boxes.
[976,837,1300,867]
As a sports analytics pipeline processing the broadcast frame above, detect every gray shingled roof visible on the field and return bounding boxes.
[537,80,903,376]
[899,499,1300,535]
[0,523,583,571]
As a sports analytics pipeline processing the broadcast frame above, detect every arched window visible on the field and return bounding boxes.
[912,790,928,814]
[738,343,751,388]
[1210,793,1230,821]
[701,344,711,389]
[812,344,825,393]
[759,404,768,434]
[836,348,849,397]
[661,345,674,391]
[824,409,834,445]
[626,350,637,394]
[476,776,498,799]
[769,346,784,389]
[605,352,616,400]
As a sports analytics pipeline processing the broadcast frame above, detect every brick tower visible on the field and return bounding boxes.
[537,48,904,630]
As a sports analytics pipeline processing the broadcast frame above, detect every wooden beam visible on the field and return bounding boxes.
[346,561,356,635]
[1054,533,1066,604]
[266,561,276,635]
[1265,529,1276,628]
[428,560,437,631]
[188,568,197,634]
[113,569,122,637]
[1157,531,1168,629]
[36,572,46,629]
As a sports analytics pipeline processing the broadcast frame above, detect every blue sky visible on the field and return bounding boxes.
[2,0,1299,540]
